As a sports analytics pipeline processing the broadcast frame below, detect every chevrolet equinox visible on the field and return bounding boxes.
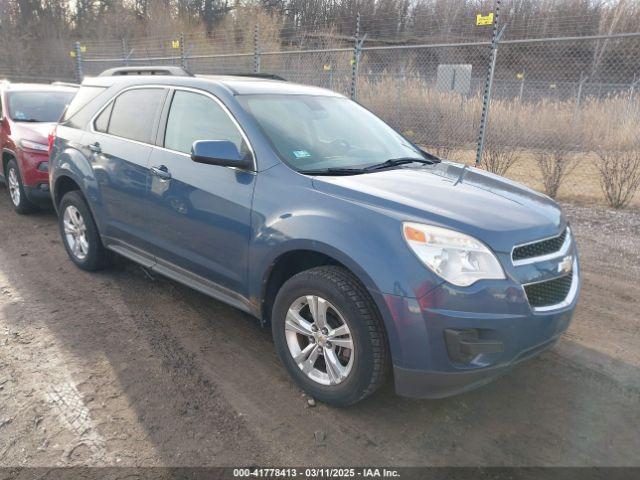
[49,67,580,406]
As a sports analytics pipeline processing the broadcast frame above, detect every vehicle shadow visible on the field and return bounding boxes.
[0,192,638,467]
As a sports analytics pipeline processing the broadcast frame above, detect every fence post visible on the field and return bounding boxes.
[475,2,505,166]
[350,13,361,100]
[518,68,526,102]
[179,32,186,70]
[576,72,588,108]
[74,41,83,83]
[396,64,405,128]
[254,24,261,74]
[122,38,128,66]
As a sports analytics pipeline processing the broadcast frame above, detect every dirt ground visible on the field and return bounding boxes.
[0,187,638,468]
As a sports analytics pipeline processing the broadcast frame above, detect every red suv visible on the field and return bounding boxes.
[1,82,77,213]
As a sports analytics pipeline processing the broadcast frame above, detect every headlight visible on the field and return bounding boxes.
[20,139,49,152]
[403,222,505,287]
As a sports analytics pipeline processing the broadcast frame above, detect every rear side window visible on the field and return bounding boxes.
[107,88,165,144]
[164,90,246,155]
[94,102,113,133]
[62,86,104,122]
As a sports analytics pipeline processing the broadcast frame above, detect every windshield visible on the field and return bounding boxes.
[237,94,425,171]
[8,91,76,123]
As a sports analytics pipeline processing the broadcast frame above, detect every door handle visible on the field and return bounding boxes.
[88,142,101,154]
[150,165,172,181]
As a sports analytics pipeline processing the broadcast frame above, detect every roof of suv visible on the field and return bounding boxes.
[83,72,343,97]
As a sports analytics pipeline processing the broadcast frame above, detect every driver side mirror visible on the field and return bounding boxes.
[191,140,252,170]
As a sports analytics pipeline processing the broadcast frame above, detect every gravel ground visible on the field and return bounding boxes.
[0,188,638,467]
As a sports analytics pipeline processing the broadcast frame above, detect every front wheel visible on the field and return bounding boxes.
[5,159,37,214]
[272,266,389,407]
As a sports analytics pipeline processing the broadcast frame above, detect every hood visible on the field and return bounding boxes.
[312,162,565,253]
[11,121,55,143]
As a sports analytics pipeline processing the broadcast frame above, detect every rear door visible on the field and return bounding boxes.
[88,86,168,257]
[144,88,256,298]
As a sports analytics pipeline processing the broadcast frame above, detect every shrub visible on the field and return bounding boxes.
[535,151,578,198]
[481,144,520,176]
[596,150,640,208]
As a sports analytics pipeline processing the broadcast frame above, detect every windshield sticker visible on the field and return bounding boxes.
[14,111,26,120]
[293,150,311,159]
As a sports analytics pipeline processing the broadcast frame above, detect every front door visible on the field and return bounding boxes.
[145,89,256,297]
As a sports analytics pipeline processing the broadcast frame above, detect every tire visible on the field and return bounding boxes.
[58,190,110,271]
[5,159,37,214]
[272,266,389,407]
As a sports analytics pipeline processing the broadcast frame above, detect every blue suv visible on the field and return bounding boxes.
[49,67,580,406]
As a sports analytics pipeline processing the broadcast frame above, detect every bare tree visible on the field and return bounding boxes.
[535,150,578,199]
[481,143,520,177]
[596,150,640,208]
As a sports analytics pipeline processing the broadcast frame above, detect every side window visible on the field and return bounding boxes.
[94,102,113,133]
[107,88,165,144]
[164,90,247,156]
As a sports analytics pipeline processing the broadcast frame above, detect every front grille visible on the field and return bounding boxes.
[524,273,573,308]
[513,228,567,262]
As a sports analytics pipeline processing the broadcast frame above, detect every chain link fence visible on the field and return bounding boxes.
[5,19,640,210]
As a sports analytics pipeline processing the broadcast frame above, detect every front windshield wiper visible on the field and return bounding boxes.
[299,167,367,176]
[299,151,442,176]
[364,156,439,171]
[13,118,42,123]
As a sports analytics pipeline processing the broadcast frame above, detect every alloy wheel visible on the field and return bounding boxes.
[63,205,89,261]
[7,168,20,206]
[285,295,354,386]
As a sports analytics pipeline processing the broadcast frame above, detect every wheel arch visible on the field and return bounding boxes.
[2,148,17,176]
[53,175,82,209]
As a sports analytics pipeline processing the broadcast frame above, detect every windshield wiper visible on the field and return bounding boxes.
[299,167,367,176]
[13,118,42,123]
[299,151,441,176]
[364,156,439,171]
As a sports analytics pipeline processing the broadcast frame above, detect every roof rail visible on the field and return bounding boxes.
[51,81,80,88]
[98,66,193,77]
[224,73,287,81]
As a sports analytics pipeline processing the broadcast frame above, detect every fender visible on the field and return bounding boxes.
[253,236,406,367]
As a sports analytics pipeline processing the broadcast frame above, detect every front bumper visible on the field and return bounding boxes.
[384,253,579,399]
[394,332,562,398]
[24,184,52,205]
[18,149,51,205]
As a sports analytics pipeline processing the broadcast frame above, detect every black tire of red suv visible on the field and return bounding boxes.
[5,159,37,214]
[272,266,390,407]
[58,190,110,271]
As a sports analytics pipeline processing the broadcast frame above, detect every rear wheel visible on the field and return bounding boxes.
[5,159,37,214]
[272,266,389,406]
[58,191,110,271]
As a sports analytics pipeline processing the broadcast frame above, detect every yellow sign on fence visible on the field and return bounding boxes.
[172,40,181,49]
[476,13,494,26]
[69,45,87,57]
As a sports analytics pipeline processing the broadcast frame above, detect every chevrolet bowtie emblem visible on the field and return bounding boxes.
[558,255,573,275]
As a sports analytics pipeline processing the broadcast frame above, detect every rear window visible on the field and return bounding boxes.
[8,91,76,123]
[106,88,166,144]
[61,86,103,122]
